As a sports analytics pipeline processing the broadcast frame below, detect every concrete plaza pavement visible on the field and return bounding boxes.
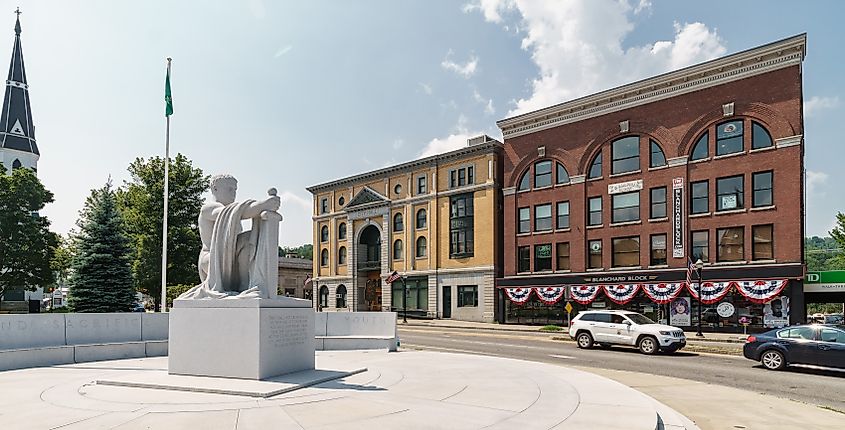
[0,350,697,430]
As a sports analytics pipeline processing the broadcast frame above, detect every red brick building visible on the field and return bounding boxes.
[496,35,807,332]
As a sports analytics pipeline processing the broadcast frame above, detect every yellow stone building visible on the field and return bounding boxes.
[306,136,502,322]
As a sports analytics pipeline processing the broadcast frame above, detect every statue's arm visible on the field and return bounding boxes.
[242,195,281,219]
[201,202,225,221]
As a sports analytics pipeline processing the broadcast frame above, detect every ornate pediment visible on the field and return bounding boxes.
[345,186,389,209]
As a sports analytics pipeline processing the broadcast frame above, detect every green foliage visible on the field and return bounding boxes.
[67,180,136,312]
[539,325,563,332]
[50,235,74,288]
[166,284,194,308]
[117,154,209,311]
[804,236,845,271]
[831,212,845,249]
[808,303,843,315]
[279,244,313,260]
[0,166,58,304]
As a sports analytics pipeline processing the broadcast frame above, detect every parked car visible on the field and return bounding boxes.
[568,310,686,355]
[743,324,845,370]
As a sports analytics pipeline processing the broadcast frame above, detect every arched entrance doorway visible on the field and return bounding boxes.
[358,225,382,311]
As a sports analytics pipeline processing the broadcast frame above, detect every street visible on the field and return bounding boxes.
[398,326,845,413]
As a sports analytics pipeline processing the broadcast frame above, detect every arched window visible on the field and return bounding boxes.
[517,171,530,191]
[716,120,744,156]
[588,150,602,179]
[690,132,709,161]
[556,162,569,184]
[752,121,773,149]
[393,239,403,260]
[611,136,639,174]
[319,286,329,309]
[12,159,22,170]
[416,209,427,229]
[338,223,347,240]
[650,140,666,168]
[338,195,345,206]
[320,249,329,266]
[416,236,427,257]
[393,213,404,231]
[534,160,552,188]
[336,285,347,308]
[320,225,329,242]
[338,246,347,265]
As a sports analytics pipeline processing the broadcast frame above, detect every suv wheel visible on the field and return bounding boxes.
[638,336,658,355]
[761,350,786,370]
[576,332,594,349]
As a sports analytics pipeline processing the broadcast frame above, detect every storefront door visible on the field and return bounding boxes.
[443,286,451,318]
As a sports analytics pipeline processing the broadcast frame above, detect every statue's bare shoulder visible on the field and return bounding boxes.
[200,201,225,222]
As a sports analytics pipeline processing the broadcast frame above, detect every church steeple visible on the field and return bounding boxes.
[0,8,38,158]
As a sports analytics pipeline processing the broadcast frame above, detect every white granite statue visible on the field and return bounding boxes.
[178,174,283,300]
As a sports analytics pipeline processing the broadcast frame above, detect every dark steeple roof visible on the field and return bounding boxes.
[0,11,37,155]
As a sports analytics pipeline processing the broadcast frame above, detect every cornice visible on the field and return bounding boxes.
[497,34,806,139]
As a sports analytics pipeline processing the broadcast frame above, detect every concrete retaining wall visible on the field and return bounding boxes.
[316,312,398,351]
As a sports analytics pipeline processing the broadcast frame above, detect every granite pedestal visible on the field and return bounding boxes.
[168,298,315,380]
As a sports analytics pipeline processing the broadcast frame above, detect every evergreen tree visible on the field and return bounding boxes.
[67,180,136,312]
[831,212,845,249]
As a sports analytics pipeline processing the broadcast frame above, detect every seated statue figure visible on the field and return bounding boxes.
[178,174,281,299]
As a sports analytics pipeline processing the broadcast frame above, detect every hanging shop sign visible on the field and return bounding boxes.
[672,177,684,258]
[734,280,788,304]
[603,284,640,305]
[641,283,685,304]
[670,297,691,326]
[534,287,566,305]
[687,282,732,304]
[608,179,643,195]
[570,285,602,304]
[505,287,533,304]
[716,302,736,318]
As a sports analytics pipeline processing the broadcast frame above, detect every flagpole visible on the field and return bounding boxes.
[161,57,172,313]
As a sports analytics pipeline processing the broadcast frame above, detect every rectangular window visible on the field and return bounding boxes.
[612,136,640,174]
[691,180,708,214]
[650,187,667,219]
[716,120,744,156]
[457,285,478,307]
[752,171,773,207]
[612,191,639,223]
[612,236,640,267]
[518,207,530,234]
[650,234,667,266]
[692,230,709,263]
[588,196,602,226]
[417,176,427,194]
[449,193,474,257]
[534,204,552,232]
[534,243,552,272]
[517,246,530,272]
[467,165,474,185]
[716,175,744,211]
[449,166,474,188]
[556,242,570,271]
[458,169,466,186]
[450,170,456,188]
[588,239,602,269]
[556,201,570,229]
[320,198,328,214]
[752,224,774,260]
[534,161,552,188]
[717,227,744,262]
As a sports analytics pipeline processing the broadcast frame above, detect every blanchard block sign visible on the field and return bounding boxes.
[672,177,684,258]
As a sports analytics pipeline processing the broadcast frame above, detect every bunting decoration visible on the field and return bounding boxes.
[734,280,788,304]
[570,285,601,304]
[688,281,733,304]
[642,283,685,304]
[603,284,640,305]
[504,287,533,304]
[534,287,566,305]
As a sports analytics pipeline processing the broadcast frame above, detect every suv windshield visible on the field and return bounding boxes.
[625,313,656,325]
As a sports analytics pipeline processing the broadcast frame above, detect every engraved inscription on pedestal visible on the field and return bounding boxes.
[267,314,309,349]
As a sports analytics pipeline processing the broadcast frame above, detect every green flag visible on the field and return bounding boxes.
[165,67,173,117]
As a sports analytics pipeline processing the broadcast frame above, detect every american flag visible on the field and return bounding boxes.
[685,258,695,288]
[303,275,312,286]
[386,271,401,284]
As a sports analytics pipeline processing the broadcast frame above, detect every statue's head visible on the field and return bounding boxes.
[210,174,237,205]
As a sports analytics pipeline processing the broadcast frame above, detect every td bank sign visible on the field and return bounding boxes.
[805,271,845,293]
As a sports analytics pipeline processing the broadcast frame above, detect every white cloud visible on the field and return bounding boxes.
[248,0,266,19]
[472,89,496,115]
[633,0,652,14]
[806,170,829,196]
[419,82,433,95]
[467,0,726,116]
[441,50,479,78]
[274,45,292,58]
[804,96,840,118]
[279,190,311,212]
[418,114,483,158]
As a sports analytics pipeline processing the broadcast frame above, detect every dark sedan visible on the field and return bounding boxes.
[743,324,845,370]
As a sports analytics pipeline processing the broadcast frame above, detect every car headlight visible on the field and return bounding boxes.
[659,331,671,335]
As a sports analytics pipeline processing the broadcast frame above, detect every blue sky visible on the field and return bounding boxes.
[10,0,844,246]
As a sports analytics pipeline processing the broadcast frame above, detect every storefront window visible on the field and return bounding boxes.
[517,246,530,272]
[534,244,552,272]
[588,240,602,269]
[692,230,709,262]
[392,277,428,311]
[752,224,773,260]
[717,227,744,262]
[612,236,640,267]
[556,242,570,270]
[458,285,478,307]
[650,234,667,266]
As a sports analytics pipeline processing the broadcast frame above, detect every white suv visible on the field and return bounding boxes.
[568,310,686,354]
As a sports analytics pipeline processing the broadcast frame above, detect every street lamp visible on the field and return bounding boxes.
[695,258,704,337]
[402,276,408,324]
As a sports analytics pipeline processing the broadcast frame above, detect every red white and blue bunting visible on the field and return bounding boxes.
[534,287,566,305]
[504,287,533,304]
[687,282,733,305]
[602,284,641,305]
[734,280,789,304]
[642,283,685,304]
[570,285,602,304]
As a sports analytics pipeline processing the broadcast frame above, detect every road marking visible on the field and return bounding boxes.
[549,354,576,360]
